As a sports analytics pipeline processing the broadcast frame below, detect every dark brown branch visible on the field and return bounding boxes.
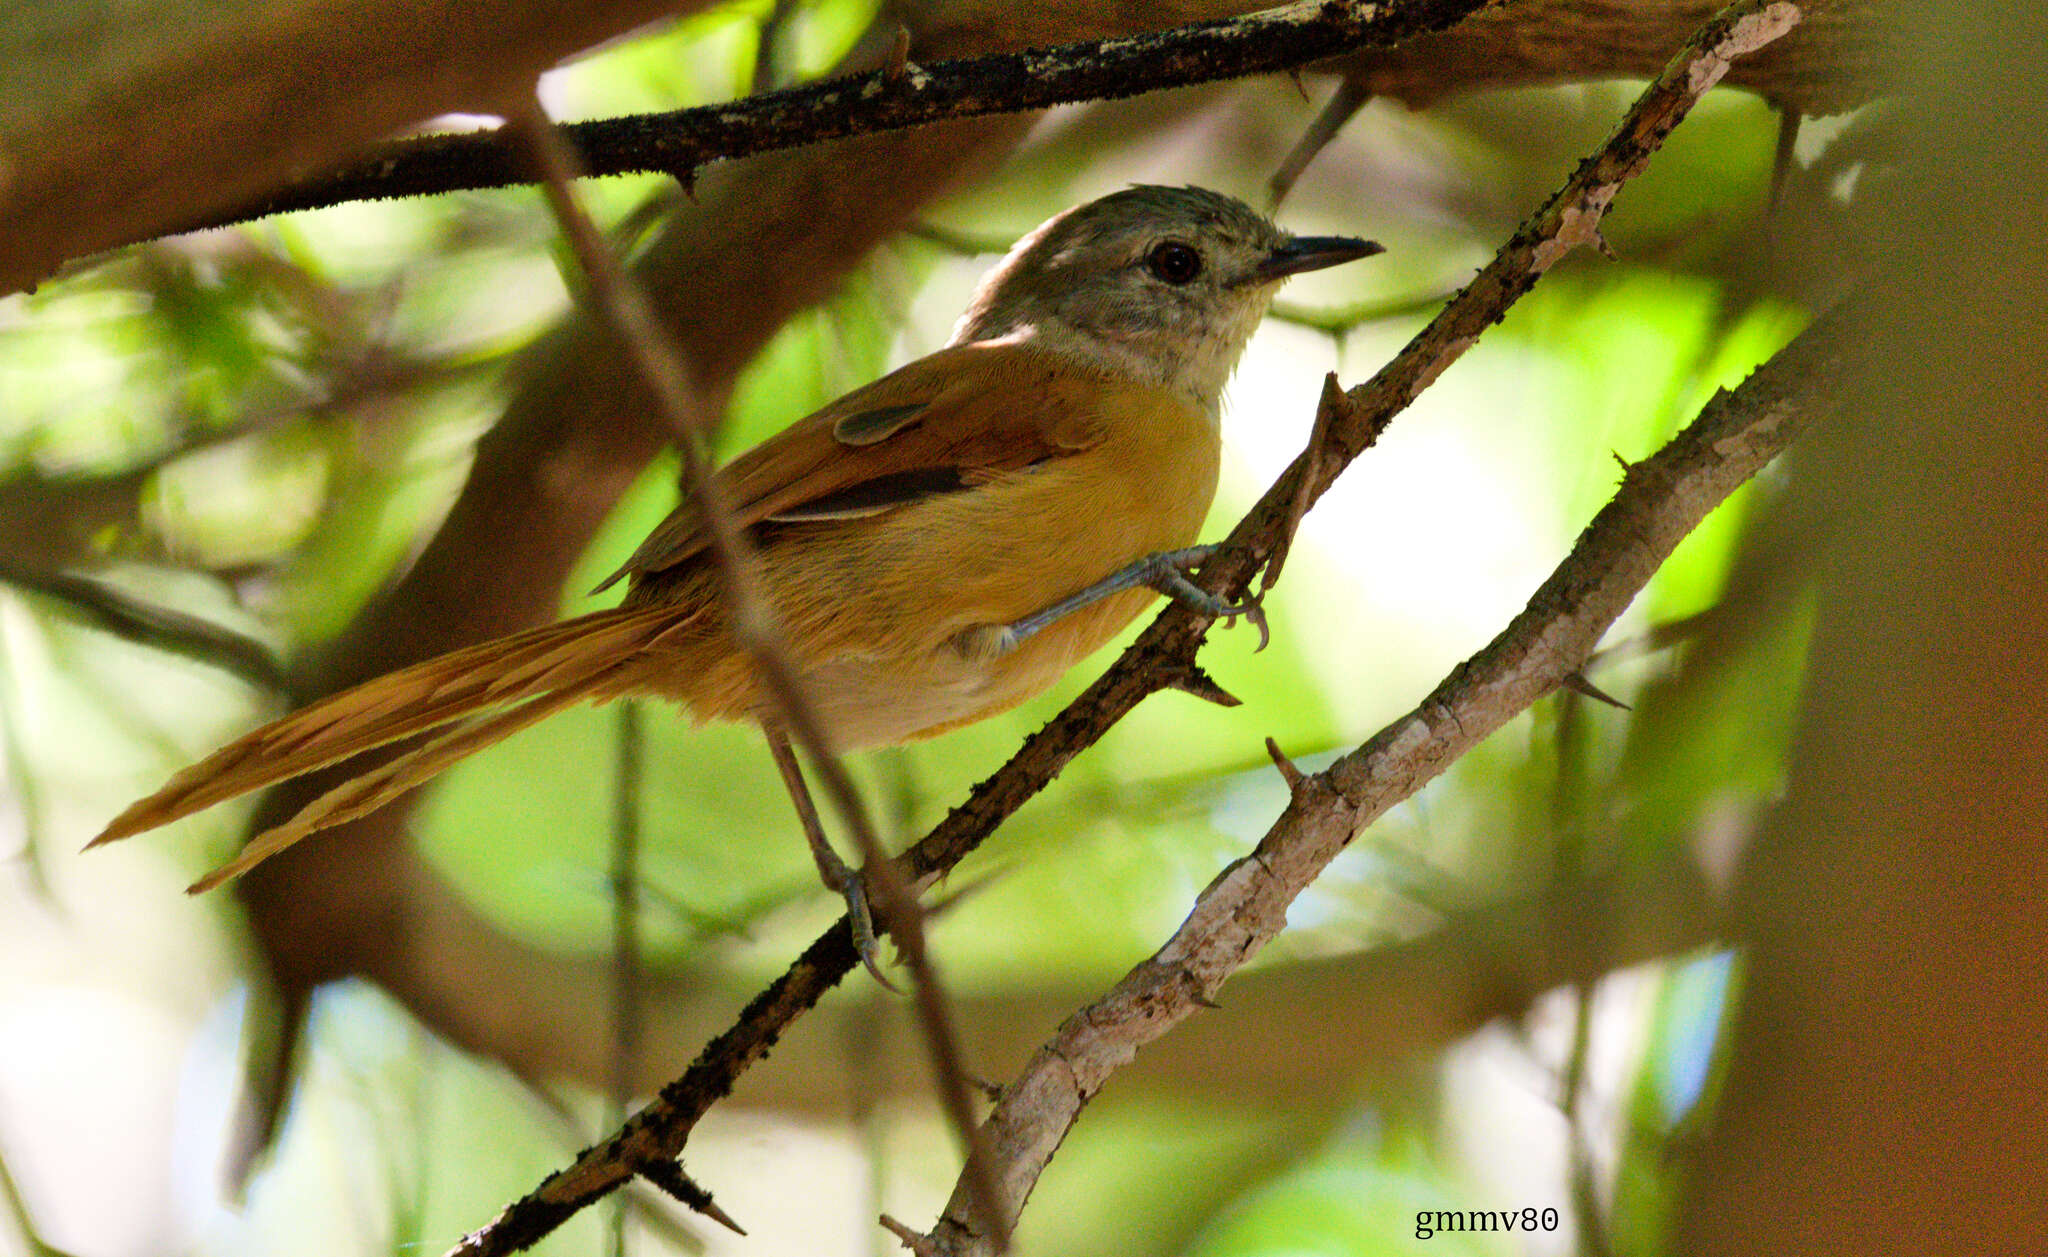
[449,4,1808,1252]
[0,0,1888,297]
[170,0,1495,242]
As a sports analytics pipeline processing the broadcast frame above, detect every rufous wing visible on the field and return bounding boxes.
[594,340,1109,590]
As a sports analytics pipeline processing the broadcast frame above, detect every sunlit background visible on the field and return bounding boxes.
[1,3,1847,1254]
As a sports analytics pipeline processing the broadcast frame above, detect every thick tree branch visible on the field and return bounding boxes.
[0,0,704,294]
[1679,0,2048,1245]
[1332,0,1882,113]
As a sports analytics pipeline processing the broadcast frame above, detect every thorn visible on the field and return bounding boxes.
[638,1159,747,1235]
[967,1074,1005,1103]
[1287,68,1309,102]
[880,1213,939,1255]
[670,164,698,200]
[1264,372,1345,595]
[1593,228,1617,260]
[695,1196,748,1238]
[1264,736,1305,790]
[1560,670,1631,710]
[883,24,913,83]
[1190,990,1223,1010]
[1611,449,1633,474]
[1167,664,1241,708]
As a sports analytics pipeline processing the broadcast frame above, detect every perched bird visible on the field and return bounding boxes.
[89,185,1381,905]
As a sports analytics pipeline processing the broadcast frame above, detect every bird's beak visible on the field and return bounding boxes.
[1250,235,1385,284]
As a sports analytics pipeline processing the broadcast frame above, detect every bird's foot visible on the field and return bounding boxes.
[1002,545,1269,651]
[1141,546,1270,651]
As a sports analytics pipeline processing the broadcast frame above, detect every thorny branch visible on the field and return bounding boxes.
[450,1,1810,1252]
[927,295,1850,1255]
[166,0,1494,244]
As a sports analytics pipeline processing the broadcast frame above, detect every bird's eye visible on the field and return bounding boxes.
[1146,241,1203,285]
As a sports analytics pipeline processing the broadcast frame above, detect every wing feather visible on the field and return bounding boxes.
[593,341,1109,590]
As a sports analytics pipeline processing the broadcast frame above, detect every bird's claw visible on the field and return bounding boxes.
[1150,550,1272,652]
[1225,595,1272,653]
[832,866,901,991]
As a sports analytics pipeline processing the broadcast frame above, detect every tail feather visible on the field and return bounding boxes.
[184,684,596,893]
[87,603,697,852]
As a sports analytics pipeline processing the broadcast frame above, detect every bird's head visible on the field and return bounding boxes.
[952,185,1382,411]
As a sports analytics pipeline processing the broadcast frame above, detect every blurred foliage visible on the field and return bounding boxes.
[0,3,1839,1255]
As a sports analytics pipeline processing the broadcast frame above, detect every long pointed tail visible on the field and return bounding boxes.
[88,602,699,888]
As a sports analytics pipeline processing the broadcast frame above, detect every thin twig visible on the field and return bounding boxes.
[165,0,1495,244]
[1548,653,1617,1256]
[1769,104,1803,215]
[1561,983,1619,1257]
[902,222,1011,257]
[0,1137,81,1257]
[0,621,55,901]
[0,560,283,689]
[881,1213,940,1256]
[1267,285,1460,335]
[883,25,915,84]
[508,97,900,917]
[1264,736,1306,791]
[636,1161,745,1237]
[1268,75,1373,210]
[750,0,797,95]
[505,97,1002,1249]
[606,701,643,1257]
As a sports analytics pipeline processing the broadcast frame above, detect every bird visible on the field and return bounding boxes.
[88,185,1382,914]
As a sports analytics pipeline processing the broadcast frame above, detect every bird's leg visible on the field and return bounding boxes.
[761,721,894,987]
[998,545,1269,652]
